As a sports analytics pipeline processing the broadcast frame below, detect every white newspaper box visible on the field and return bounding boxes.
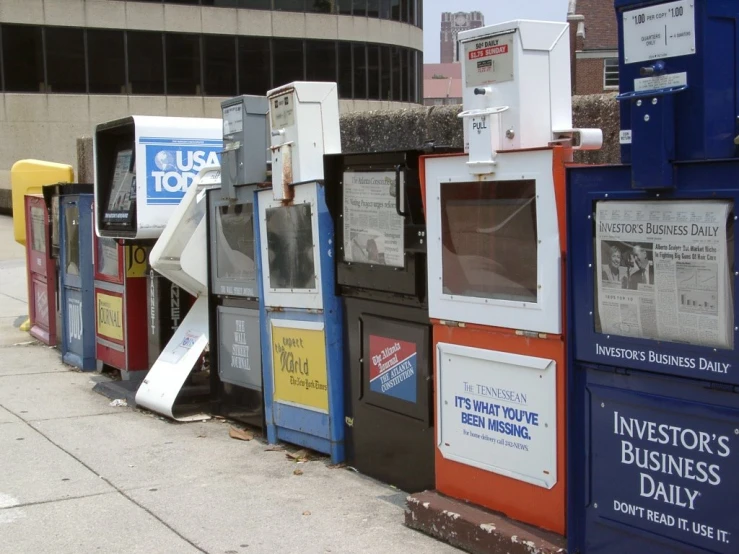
[94,116,222,240]
[136,167,221,421]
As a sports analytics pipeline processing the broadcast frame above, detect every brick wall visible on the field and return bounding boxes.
[577,0,618,51]
[576,58,608,95]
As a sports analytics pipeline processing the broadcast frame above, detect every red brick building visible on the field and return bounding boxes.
[569,0,620,94]
[440,11,485,64]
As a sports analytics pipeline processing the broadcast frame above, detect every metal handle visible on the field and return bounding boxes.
[395,165,407,218]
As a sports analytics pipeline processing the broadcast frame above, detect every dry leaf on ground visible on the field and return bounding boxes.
[229,427,254,441]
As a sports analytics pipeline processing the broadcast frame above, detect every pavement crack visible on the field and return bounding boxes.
[0,490,116,511]
[0,405,209,554]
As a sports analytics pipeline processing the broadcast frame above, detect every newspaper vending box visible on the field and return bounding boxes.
[567,1,739,552]
[208,94,270,428]
[324,148,457,492]
[25,194,56,346]
[59,186,96,370]
[256,82,344,462]
[420,19,601,536]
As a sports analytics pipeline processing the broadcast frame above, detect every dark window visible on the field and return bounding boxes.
[380,45,390,100]
[272,38,304,89]
[400,48,408,101]
[353,0,367,17]
[400,0,409,23]
[204,34,236,96]
[165,33,201,95]
[352,43,366,99]
[266,204,316,290]
[367,44,379,100]
[379,0,390,19]
[238,36,270,95]
[1,24,43,93]
[87,29,125,94]
[306,40,336,82]
[391,46,401,100]
[367,0,379,18]
[127,31,164,94]
[390,0,401,21]
[417,49,422,102]
[45,27,86,93]
[338,42,352,98]
[201,0,240,6]
[337,0,352,15]
[307,0,334,13]
[274,0,305,10]
[441,180,538,303]
[408,48,417,103]
[239,0,272,7]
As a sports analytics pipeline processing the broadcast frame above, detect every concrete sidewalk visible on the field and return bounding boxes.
[0,215,456,554]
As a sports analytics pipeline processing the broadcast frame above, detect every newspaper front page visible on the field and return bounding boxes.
[342,171,405,268]
[595,200,733,349]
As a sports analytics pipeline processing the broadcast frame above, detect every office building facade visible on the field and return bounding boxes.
[0,0,424,205]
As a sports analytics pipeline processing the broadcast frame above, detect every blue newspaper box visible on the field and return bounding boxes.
[59,187,96,370]
[255,82,344,463]
[567,1,739,552]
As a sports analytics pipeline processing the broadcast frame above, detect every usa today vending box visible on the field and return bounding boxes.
[94,116,222,240]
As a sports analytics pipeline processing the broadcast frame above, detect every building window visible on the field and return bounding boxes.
[352,43,367,99]
[337,42,352,98]
[87,30,125,94]
[238,36,270,95]
[307,0,334,13]
[127,31,164,95]
[353,0,367,17]
[272,38,304,89]
[45,27,86,93]
[367,45,380,100]
[337,0,352,15]
[306,40,337,83]
[274,0,305,11]
[380,45,391,100]
[166,33,201,95]
[604,58,619,90]
[204,34,237,96]
[1,24,44,93]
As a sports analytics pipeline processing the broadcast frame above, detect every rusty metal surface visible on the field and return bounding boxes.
[405,491,567,554]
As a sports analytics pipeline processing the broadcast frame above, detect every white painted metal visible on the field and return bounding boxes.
[267,81,341,200]
[425,150,562,334]
[93,115,222,240]
[149,166,220,298]
[258,182,324,311]
[135,296,210,422]
[436,341,557,489]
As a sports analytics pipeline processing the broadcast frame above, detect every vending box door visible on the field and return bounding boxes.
[25,195,56,345]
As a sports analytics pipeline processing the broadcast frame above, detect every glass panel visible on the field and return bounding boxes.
[266,204,316,290]
[400,48,408,102]
[274,0,305,10]
[128,31,164,95]
[367,0,379,18]
[87,29,125,94]
[273,38,304,89]
[307,0,334,13]
[216,204,256,282]
[239,0,272,8]
[352,43,367,99]
[390,0,400,20]
[65,204,80,277]
[306,40,337,83]
[342,171,405,268]
[98,238,120,278]
[204,34,237,96]
[30,206,46,254]
[440,180,538,303]
[45,27,86,93]
[379,0,390,19]
[238,36,271,95]
[353,0,367,17]
[165,33,201,95]
[593,200,734,350]
[367,45,379,100]
[337,0,352,15]
[51,196,60,251]
[338,42,352,98]
[391,46,401,100]
[400,0,409,23]
[104,148,136,226]
[380,45,391,100]
[1,24,44,92]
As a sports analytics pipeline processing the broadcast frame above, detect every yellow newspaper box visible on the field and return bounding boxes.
[11,160,74,245]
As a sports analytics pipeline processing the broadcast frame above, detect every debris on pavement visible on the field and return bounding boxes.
[228,427,254,441]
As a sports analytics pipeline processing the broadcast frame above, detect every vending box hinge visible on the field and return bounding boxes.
[515,330,547,339]
[439,320,466,328]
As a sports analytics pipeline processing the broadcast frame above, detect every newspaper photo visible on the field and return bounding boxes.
[342,171,405,268]
[595,200,733,350]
